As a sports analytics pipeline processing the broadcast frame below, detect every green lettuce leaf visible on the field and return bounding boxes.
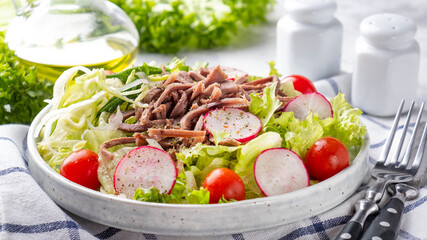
[248,82,281,126]
[328,93,367,160]
[133,171,210,204]
[176,143,239,187]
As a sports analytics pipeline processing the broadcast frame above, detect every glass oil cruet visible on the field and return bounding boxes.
[5,0,140,81]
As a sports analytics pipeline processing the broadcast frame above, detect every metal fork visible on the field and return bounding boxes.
[335,100,427,240]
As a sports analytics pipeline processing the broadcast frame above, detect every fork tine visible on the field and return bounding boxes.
[378,100,405,163]
[409,103,427,174]
[387,101,415,165]
[401,102,424,168]
[389,101,415,165]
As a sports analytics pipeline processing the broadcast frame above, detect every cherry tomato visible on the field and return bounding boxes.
[60,149,101,190]
[202,168,246,204]
[283,75,317,94]
[304,137,349,181]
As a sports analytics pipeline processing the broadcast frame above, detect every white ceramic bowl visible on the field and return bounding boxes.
[26,106,370,236]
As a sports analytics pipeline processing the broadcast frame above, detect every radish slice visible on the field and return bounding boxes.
[208,66,248,80]
[203,108,262,142]
[113,146,177,197]
[283,92,333,120]
[254,148,309,196]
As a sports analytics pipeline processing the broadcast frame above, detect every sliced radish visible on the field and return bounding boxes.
[254,148,309,196]
[208,66,248,80]
[283,92,333,120]
[203,108,262,142]
[113,146,177,198]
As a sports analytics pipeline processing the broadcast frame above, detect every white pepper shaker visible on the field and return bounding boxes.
[276,0,342,81]
[351,13,420,117]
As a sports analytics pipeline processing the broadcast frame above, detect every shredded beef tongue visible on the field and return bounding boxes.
[204,65,228,86]
[170,91,189,118]
[244,76,274,86]
[175,71,194,84]
[152,104,167,119]
[155,83,193,107]
[148,129,206,138]
[143,87,163,103]
[99,137,136,160]
[189,71,206,82]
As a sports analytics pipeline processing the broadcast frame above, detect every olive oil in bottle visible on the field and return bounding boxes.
[6,0,140,81]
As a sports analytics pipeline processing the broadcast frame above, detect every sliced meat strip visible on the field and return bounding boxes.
[277,96,294,110]
[134,133,149,146]
[135,106,143,120]
[148,129,206,138]
[157,138,180,149]
[99,137,136,160]
[170,91,180,103]
[164,102,173,115]
[244,76,274,86]
[170,91,188,118]
[190,81,204,101]
[272,75,280,95]
[180,105,211,130]
[199,67,210,77]
[240,84,266,91]
[152,104,167,119]
[118,119,171,133]
[238,85,251,100]
[200,87,221,104]
[175,71,194,84]
[234,75,249,84]
[204,65,228,86]
[118,122,151,132]
[143,87,163,103]
[220,80,239,95]
[189,71,206,82]
[163,72,177,86]
[194,114,205,131]
[201,83,220,97]
[155,83,193,107]
[139,103,154,123]
[213,97,249,108]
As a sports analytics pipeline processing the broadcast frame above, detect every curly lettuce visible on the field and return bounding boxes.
[109,0,275,53]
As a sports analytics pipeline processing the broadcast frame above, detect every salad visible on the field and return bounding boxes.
[36,58,366,204]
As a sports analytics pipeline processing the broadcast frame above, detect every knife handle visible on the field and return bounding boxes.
[335,199,378,240]
[360,197,404,240]
[335,221,363,240]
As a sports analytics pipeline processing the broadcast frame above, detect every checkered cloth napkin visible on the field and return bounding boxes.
[1,74,427,240]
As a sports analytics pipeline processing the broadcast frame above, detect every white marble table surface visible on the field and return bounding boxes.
[138,0,427,100]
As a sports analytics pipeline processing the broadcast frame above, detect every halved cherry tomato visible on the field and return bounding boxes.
[60,149,101,190]
[202,168,245,204]
[283,75,317,94]
[304,137,349,181]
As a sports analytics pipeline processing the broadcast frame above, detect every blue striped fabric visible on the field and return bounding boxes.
[1,75,426,240]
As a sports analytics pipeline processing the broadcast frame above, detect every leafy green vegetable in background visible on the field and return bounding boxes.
[109,0,275,53]
[0,31,53,124]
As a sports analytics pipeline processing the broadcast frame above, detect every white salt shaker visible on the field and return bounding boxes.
[276,0,342,81]
[351,13,420,117]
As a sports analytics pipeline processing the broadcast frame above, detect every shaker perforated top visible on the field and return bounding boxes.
[360,13,417,48]
[283,0,337,24]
